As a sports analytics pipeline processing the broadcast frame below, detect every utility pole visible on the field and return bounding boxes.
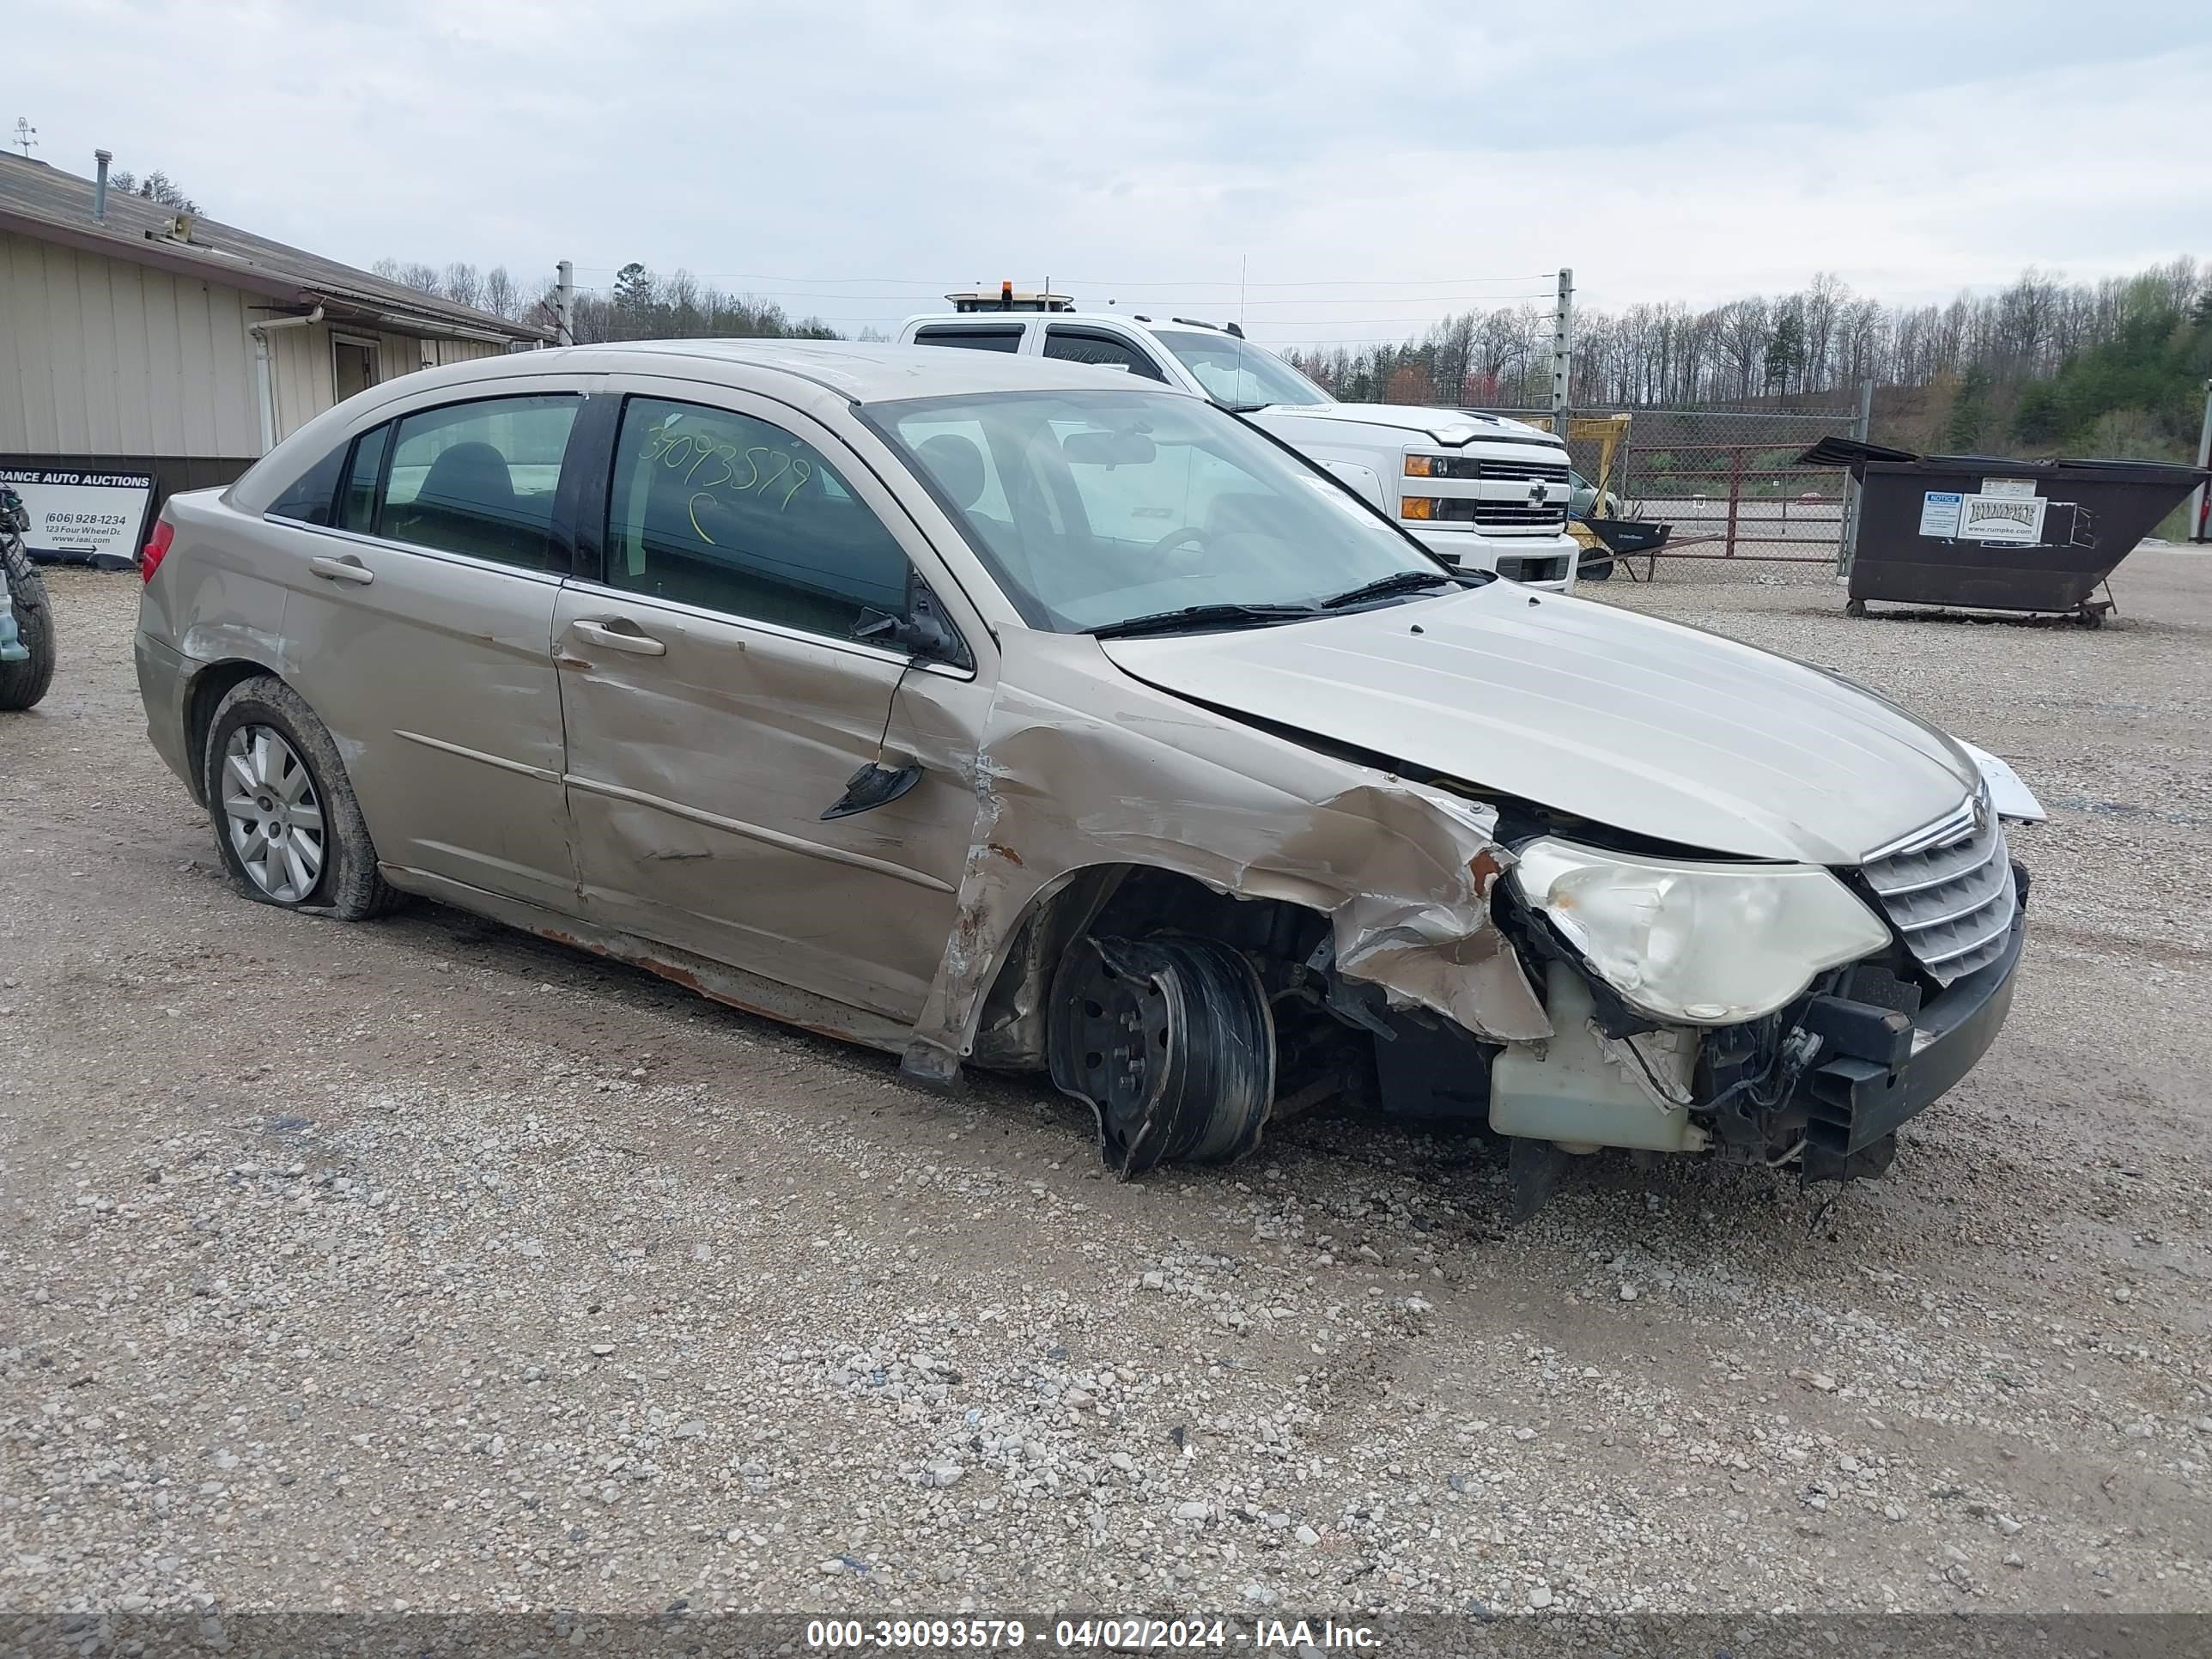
[2191,377,2212,544]
[1838,376,1876,578]
[555,260,574,348]
[1548,267,1574,434]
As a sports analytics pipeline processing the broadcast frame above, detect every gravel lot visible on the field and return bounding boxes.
[2,556,2209,1620]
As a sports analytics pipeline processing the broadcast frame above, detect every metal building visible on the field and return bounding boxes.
[0,149,546,515]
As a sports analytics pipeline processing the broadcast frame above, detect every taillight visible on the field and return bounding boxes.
[141,520,174,585]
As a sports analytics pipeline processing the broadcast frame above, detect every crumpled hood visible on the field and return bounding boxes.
[1262,403,1562,450]
[1100,584,1978,865]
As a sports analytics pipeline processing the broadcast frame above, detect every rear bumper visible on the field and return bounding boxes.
[134,630,196,795]
[1798,866,2027,1168]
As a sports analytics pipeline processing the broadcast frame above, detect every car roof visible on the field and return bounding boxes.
[451,337,1176,405]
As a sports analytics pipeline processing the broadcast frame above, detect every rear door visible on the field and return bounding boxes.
[1040,324,1172,383]
[907,323,1030,355]
[275,382,588,913]
[552,379,987,1021]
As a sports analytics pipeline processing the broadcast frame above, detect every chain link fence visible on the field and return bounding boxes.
[1474,403,1869,586]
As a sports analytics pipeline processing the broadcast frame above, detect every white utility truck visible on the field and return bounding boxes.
[899,289,1580,590]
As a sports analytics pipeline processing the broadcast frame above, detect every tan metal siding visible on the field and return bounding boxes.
[0,227,259,456]
[265,322,335,444]
[378,331,433,381]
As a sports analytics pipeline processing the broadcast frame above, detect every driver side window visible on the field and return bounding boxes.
[605,397,915,641]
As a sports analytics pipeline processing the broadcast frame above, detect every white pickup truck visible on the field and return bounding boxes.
[897,298,1580,590]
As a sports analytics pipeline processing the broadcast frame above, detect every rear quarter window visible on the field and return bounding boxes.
[265,443,348,526]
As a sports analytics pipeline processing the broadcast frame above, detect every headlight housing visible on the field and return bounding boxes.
[1510,838,1891,1025]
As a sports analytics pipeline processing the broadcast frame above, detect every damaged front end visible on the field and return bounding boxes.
[897,630,2033,1218]
[1478,841,2028,1218]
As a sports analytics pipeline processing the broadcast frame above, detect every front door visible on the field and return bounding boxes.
[553,385,982,1021]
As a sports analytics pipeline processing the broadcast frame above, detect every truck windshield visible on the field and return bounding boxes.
[1150,330,1334,412]
[871,388,1448,635]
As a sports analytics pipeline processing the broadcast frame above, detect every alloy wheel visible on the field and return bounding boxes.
[221,725,326,902]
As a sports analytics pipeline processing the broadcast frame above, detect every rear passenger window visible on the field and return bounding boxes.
[379,395,580,570]
[266,443,346,526]
[605,397,913,641]
[1042,328,1170,382]
[912,327,1024,353]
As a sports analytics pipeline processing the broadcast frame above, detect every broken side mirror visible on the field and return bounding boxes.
[853,587,967,667]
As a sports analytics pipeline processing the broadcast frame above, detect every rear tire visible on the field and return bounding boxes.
[202,676,403,920]
[0,536,56,712]
[1048,935,1276,1176]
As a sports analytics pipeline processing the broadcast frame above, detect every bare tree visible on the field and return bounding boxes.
[482,265,520,321]
[106,167,201,213]
[441,262,484,309]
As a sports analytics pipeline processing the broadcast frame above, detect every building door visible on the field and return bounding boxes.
[332,336,378,402]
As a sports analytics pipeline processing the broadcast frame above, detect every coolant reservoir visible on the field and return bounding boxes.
[1490,962,1708,1153]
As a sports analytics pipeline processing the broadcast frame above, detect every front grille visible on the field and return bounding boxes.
[1474,459,1570,484]
[1432,499,1568,530]
[1859,795,2015,984]
[1423,455,1571,484]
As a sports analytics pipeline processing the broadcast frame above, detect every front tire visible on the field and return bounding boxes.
[0,536,56,712]
[202,676,402,920]
[1048,935,1276,1176]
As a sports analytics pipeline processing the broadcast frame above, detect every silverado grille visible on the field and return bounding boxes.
[1859,795,2015,985]
[1432,499,1569,531]
[1474,459,1570,484]
[1419,456,1571,484]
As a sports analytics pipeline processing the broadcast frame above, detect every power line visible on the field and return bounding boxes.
[566,266,1559,294]
[563,290,1552,310]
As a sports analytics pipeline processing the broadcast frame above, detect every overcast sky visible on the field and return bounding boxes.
[15,1,2209,348]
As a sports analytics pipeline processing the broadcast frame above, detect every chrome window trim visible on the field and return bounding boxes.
[271,519,569,587]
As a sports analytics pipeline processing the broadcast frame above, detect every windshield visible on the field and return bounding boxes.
[1150,330,1334,412]
[872,389,1446,634]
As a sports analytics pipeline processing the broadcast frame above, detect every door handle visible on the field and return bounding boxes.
[309,554,374,586]
[571,618,667,657]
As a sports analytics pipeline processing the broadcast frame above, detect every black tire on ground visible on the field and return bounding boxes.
[1846,599,1869,618]
[1579,556,1614,582]
[201,675,404,921]
[0,536,57,712]
[1047,934,1277,1177]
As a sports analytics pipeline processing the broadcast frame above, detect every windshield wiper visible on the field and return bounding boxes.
[1086,602,1319,641]
[1318,569,1461,610]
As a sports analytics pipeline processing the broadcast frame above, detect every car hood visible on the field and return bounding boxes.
[1098,584,1978,865]
[1260,403,1564,450]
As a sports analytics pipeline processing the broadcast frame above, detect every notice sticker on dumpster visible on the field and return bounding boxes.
[1958,493,2048,544]
[1919,491,1964,538]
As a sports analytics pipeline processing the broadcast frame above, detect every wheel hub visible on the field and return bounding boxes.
[220,724,327,904]
[1048,935,1276,1177]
